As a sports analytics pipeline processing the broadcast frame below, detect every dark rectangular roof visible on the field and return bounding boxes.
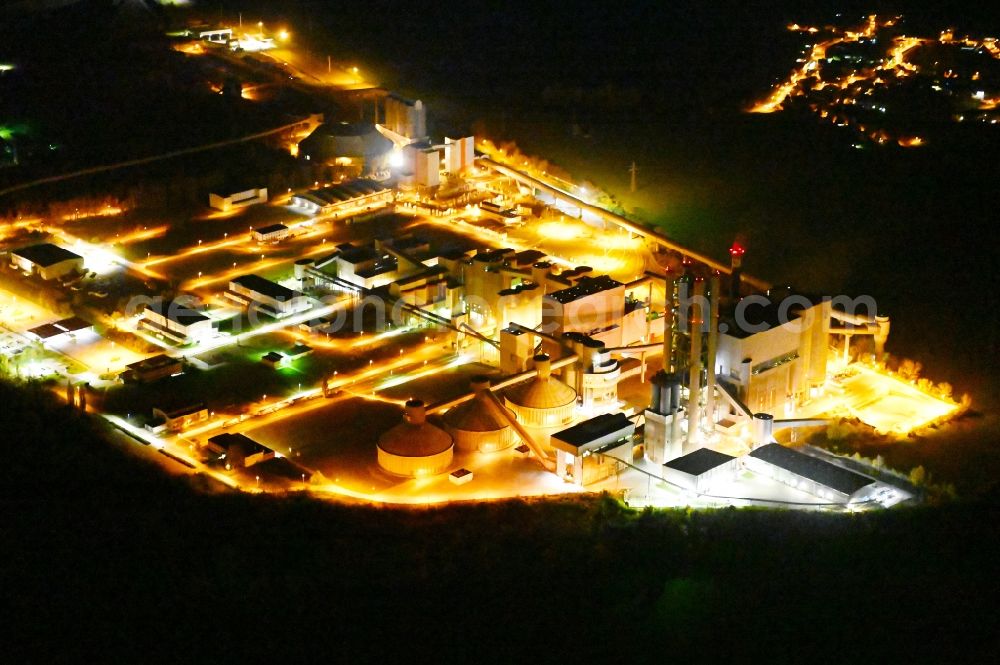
[473,248,514,263]
[54,316,91,332]
[159,402,207,419]
[13,243,82,267]
[547,275,623,304]
[553,412,634,449]
[126,354,180,372]
[302,179,385,205]
[514,249,546,266]
[27,323,64,339]
[664,447,736,476]
[749,443,876,495]
[207,432,272,456]
[232,274,299,301]
[255,223,288,235]
[721,293,820,339]
[338,245,380,264]
[145,299,209,327]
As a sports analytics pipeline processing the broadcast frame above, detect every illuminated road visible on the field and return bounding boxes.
[479,157,771,290]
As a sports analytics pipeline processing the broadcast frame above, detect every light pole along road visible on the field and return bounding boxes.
[479,157,771,292]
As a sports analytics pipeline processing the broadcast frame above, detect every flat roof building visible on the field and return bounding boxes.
[662,447,738,492]
[151,402,209,433]
[252,223,289,243]
[27,316,92,341]
[209,186,267,212]
[291,180,393,218]
[123,354,183,384]
[542,275,637,351]
[207,433,275,468]
[551,412,635,486]
[11,243,84,280]
[226,274,311,319]
[717,295,830,416]
[140,298,212,345]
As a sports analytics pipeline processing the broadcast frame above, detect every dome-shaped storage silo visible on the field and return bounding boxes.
[504,354,577,429]
[377,399,454,477]
[443,376,516,453]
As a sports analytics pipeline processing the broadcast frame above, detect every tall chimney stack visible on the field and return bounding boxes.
[705,273,721,432]
[729,241,745,300]
[686,278,705,449]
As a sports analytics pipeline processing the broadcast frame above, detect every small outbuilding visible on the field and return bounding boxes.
[252,223,289,243]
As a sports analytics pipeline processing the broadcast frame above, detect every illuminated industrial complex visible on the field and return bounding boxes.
[0,12,963,511]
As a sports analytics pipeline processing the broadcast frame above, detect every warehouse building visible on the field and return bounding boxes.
[662,447,738,493]
[206,433,275,468]
[10,243,84,280]
[150,403,209,433]
[208,186,267,212]
[225,274,311,318]
[290,180,393,217]
[252,223,289,243]
[744,443,887,504]
[140,298,213,345]
[550,412,635,486]
[716,295,831,416]
[27,316,92,342]
[122,354,183,384]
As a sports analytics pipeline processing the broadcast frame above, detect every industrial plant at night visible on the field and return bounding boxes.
[2,2,996,661]
[0,3,968,509]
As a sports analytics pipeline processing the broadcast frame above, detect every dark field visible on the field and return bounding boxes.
[2,378,997,661]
